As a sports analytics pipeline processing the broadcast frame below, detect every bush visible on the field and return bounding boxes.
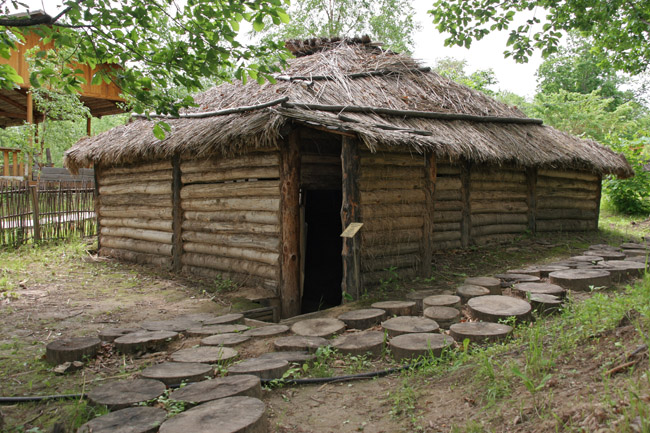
[603,137,650,215]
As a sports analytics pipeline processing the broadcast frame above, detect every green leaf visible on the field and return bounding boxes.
[252,18,265,32]
[152,123,166,140]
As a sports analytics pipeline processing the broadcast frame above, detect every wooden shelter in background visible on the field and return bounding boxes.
[65,38,633,319]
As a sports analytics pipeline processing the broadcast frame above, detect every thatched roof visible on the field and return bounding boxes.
[65,38,633,178]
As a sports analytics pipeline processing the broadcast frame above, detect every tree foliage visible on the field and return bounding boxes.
[429,0,650,74]
[433,57,497,94]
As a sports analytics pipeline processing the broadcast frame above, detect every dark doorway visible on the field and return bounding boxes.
[301,189,343,313]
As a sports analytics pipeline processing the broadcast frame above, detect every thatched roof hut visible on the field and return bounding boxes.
[65,38,632,318]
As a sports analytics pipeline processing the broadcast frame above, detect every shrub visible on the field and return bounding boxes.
[603,137,650,215]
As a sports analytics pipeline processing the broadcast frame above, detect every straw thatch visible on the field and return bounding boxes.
[64,38,633,178]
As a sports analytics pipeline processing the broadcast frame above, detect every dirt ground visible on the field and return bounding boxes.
[0,226,649,432]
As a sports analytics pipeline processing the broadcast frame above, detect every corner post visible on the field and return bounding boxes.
[341,136,361,300]
[421,152,436,277]
[171,155,183,272]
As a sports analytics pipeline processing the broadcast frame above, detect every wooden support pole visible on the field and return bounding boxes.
[279,130,301,318]
[595,175,602,230]
[526,167,537,234]
[341,136,362,300]
[94,166,101,250]
[30,183,41,242]
[2,150,8,176]
[26,92,33,180]
[171,155,183,272]
[421,152,436,277]
[12,151,18,176]
[460,160,471,248]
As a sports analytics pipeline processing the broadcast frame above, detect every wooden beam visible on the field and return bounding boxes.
[460,160,471,248]
[421,152,436,277]
[341,136,361,300]
[171,155,183,272]
[279,130,301,318]
[0,110,27,120]
[0,93,26,111]
[526,167,537,234]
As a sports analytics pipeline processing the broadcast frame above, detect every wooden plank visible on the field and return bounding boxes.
[184,210,279,225]
[360,189,425,205]
[103,161,172,176]
[363,216,424,232]
[181,220,280,235]
[99,181,171,196]
[101,236,173,256]
[470,200,529,214]
[101,170,172,186]
[435,177,461,190]
[535,189,599,200]
[181,167,280,184]
[470,170,526,182]
[101,247,173,268]
[537,169,599,182]
[341,136,361,301]
[536,176,599,191]
[362,242,420,258]
[182,231,280,252]
[99,194,172,207]
[183,242,279,266]
[95,167,101,251]
[181,197,280,212]
[99,205,172,219]
[432,222,461,232]
[536,198,599,210]
[180,153,279,173]
[436,164,461,175]
[471,181,528,192]
[471,224,528,237]
[362,229,422,245]
[359,178,424,191]
[469,190,527,200]
[180,180,280,199]
[101,226,173,244]
[433,201,463,211]
[359,165,424,180]
[172,155,182,272]
[433,210,463,223]
[434,189,462,201]
[100,217,172,232]
[535,209,597,220]
[360,153,425,167]
[460,161,470,248]
[362,203,425,218]
[432,231,461,242]
[536,219,597,232]
[182,252,277,280]
[526,167,537,234]
[471,213,528,227]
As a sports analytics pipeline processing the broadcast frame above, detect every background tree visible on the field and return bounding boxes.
[433,57,498,94]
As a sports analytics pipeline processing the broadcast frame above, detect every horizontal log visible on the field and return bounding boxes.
[101,236,172,256]
[359,178,424,191]
[99,193,172,208]
[100,247,172,268]
[435,189,462,201]
[472,233,520,246]
[181,265,278,292]
[360,165,424,180]
[101,170,173,186]
[360,153,425,167]
[537,169,599,182]
[471,213,528,226]
[99,181,171,196]
[301,164,341,179]
[432,222,461,232]
[102,161,171,176]
[362,228,423,245]
[433,211,462,223]
[181,252,277,280]
[433,201,463,211]
[301,154,340,165]
[182,197,280,212]
[181,220,280,235]
[536,177,598,191]
[361,189,425,205]
[361,254,420,272]
[101,226,173,244]
[181,153,279,173]
[470,190,527,200]
[471,224,527,237]
[182,230,280,252]
[435,177,462,190]
[181,167,280,184]
[470,170,526,182]
[436,164,461,175]
[183,241,279,266]
[180,180,280,200]
[432,231,461,242]
[184,210,279,225]
[301,176,341,191]
[362,242,420,258]
[536,198,598,210]
[100,217,173,232]
[536,219,596,232]
[363,216,424,232]
[470,200,528,214]
[471,181,528,192]
[432,240,462,250]
[536,188,599,200]
[362,267,417,286]
[535,209,597,220]
[362,203,426,218]
[99,206,172,219]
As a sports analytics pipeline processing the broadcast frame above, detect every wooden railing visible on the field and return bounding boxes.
[0,147,25,178]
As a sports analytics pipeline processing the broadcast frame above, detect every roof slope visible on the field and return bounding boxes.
[65,39,632,178]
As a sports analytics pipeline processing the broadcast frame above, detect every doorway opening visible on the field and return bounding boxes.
[301,189,343,313]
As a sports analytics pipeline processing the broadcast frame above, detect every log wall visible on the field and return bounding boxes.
[432,161,463,250]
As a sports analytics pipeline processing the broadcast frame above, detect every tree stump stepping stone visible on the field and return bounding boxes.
[623,249,649,258]
[337,309,386,329]
[171,346,238,364]
[406,290,438,313]
[467,295,531,323]
[169,375,262,405]
[449,322,513,344]
[506,268,541,277]
[533,265,571,278]
[381,316,439,337]
[45,337,101,365]
[202,313,245,326]
[291,318,346,338]
[389,333,455,362]
[258,351,315,363]
[98,327,141,343]
[621,242,648,250]
[243,325,290,338]
[201,333,250,347]
[600,260,646,281]
[494,273,541,285]
[529,294,562,314]
[140,362,213,386]
[549,261,580,269]
[569,255,604,263]
[464,277,501,295]
[331,331,385,356]
[141,318,200,333]
[273,336,329,352]
[549,269,611,291]
[78,406,167,433]
[186,324,249,337]
[370,301,416,317]
[422,294,461,309]
[114,330,178,354]
[159,396,266,433]
[589,244,619,251]
[625,256,650,268]
[178,313,220,323]
[512,282,566,298]
[228,358,289,380]
[87,378,166,410]
[584,250,626,261]
[456,284,490,303]
[423,306,461,329]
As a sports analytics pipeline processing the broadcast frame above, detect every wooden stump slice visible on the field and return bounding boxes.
[549,269,611,291]
[159,396,266,433]
[506,268,541,277]
[141,318,200,333]
[258,351,315,363]
[114,330,178,355]
[337,309,386,330]
[381,316,439,337]
[389,333,454,362]
[140,362,213,386]
[494,273,541,285]
[423,306,461,329]
[185,324,249,337]
[98,327,141,343]
[584,250,626,261]
[87,378,166,410]
[569,255,604,263]
[370,301,416,317]
[534,265,570,278]
[464,277,501,295]
[456,285,490,304]
[548,261,580,269]
[45,337,101,365]
[273,336,329,352]
[512,282,566,298]
[203,313,245,326]
[201,333,250,347]
[589,244,619,251]
[621,242,648,250]
[177,312,219,322]
[331,331,385,356]
[449,322,512,344]
[601,260,646,281]
[625,256,650,268]
[529,294,562,314]
[467,295,531,323]
[422,295,461,309]
[291,318,346,338]
[171,346,238,364]
[406,290,438,314]
[169,375,262,405]
[243,325,290,338]
[624,249,649,258]
[228,358,289,380]
[78,407,167,433]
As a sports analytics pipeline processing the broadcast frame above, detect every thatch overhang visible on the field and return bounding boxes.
[64,39,633,178]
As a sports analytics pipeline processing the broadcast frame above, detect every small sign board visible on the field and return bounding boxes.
[341,222,363,238]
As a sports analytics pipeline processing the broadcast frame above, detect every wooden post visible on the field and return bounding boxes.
[30,182,41,242]
[12,151,18,176]
[26,92,33,180]
[594,175,602,230]
[86,117,92,136]
[460,159,471,248]
[2,150,8,176]
[526,167,537,234]
[279,130,301,318]
[421,152,436,277]
[341,136,362,300]
[94,166,101,250]
[171,155,183,272]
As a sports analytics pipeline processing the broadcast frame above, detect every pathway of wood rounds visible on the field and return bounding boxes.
[243,324,290,338]
[512,282,566,298]
[338,308,386,329]
[170,346,238,364]
[202,313,244,325]
[87,378,166,410]
[140,362,213,386]
[78,406,167,433]
[227,358,289,380]
[456,284,490,303]
[291,318,346,338]
[382,316,439,337]
[98,327,142,343]
[45,336,101,364]
[201,333,250,347]
[389,333,454,361]
[467,295,531,323]
[169,375,262,405]
[258,351,315,363]
[423,306,460,328]
[463,277,501,294]
[273,335,329,352]
[449,322,513,343]
[331,331,385,356]
[370,300,416,316]
[422,294,461,309]
[185,324,248,337]
[113,330,178,354]
[549,269,612,291]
